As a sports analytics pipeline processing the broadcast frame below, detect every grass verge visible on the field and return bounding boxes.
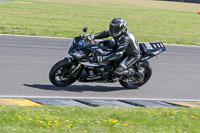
[0,105,200,133]
[0,0,200,46]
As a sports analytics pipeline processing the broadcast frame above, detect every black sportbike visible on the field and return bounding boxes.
[49,27,166,89]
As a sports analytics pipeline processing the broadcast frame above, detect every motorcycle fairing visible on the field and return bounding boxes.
[78,66,105,82]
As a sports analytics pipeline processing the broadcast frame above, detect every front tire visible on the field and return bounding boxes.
[119,62,152,89]
[49,60,78,87]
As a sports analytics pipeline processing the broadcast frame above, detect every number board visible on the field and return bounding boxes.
[140,42,166,56]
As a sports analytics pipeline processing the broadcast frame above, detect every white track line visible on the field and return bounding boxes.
[0,95,200,102]
[165,44,200,48]
[0,34,68,39]
[0,34,199,48]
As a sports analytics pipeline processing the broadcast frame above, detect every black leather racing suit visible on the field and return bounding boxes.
[94,29,141,77]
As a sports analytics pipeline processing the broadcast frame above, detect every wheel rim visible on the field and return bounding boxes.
[54,65,74,84]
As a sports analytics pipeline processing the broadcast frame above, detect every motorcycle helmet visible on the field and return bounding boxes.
[109,17,127,37]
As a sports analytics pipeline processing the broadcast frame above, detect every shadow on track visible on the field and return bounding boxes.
[23,84,130,92]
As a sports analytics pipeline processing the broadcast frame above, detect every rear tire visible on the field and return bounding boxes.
[49,60,78,87]
[119,63,152,89]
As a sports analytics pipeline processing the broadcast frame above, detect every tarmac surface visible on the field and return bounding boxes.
[1,34,200,100]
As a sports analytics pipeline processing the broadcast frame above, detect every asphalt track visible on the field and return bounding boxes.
[0,35,200,100]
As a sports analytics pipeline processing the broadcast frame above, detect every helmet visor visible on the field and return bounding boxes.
[109,24,122,37]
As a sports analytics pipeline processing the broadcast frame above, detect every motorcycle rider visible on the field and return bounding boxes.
[91,17,141,78]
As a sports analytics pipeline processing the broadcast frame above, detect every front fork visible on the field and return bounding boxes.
[64,56,82,78]
[71,64,82,74]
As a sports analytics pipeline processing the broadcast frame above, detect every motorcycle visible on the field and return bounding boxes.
[49,27,166,89]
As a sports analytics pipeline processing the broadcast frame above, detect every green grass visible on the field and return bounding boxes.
[0,0,200,46]
[0,106,200,133]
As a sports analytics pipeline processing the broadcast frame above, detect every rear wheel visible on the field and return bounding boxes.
[49,60,79,87]
[119,63,152,89]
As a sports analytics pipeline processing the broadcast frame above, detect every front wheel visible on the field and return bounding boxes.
[119,62,152,89]
[49,60,79,87]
